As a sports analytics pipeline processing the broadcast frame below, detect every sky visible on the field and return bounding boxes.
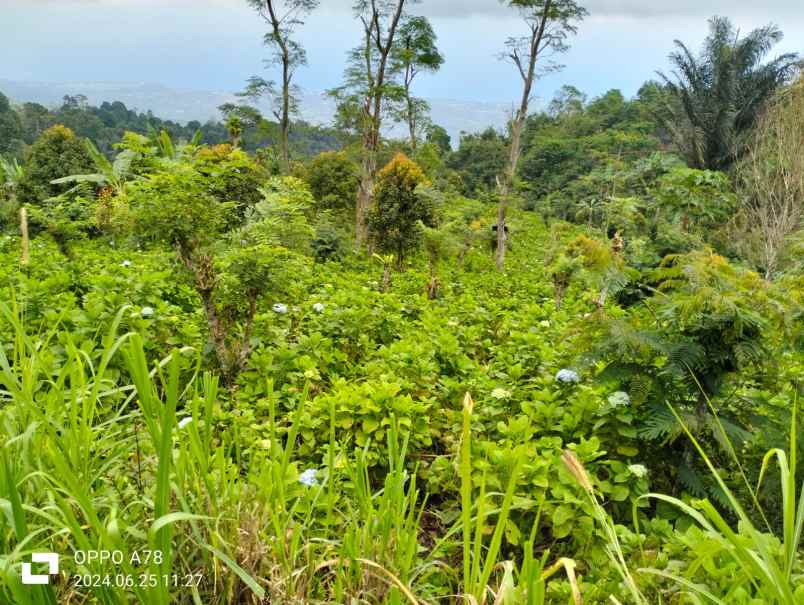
[1,0,802,105]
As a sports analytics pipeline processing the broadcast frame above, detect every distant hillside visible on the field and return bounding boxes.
[0,79,515,143]
[0,85,342,160]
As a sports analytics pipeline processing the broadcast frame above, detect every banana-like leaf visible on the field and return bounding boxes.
[50,173,107,185]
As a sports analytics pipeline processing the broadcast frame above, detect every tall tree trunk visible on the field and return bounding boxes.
[407,98,417,151]
[354,0,407,252]
[495,0,553,271]
[357,99,381,250]
[357,147,377,249]
[495,116,526,271]
[266,0,292,173]
[280,58,291,173]
[405,75,417,151]
[356,111,382,252]
[382,261,392,292]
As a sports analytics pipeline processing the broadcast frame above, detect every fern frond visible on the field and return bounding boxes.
[628,373,654,406]
[639,404,680,441]
[678,460,708,498]
[666,341,706,374]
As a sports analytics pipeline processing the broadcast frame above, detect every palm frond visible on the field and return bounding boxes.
[660,16,799,170]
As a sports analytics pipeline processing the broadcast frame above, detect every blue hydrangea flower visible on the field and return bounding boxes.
[299,468,318,487]
[555,369,580,383]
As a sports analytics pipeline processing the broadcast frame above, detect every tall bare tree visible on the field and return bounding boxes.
[331,0,414,250]
[244,0,319,172]
[739,79,804,279]
[495,0,587,271]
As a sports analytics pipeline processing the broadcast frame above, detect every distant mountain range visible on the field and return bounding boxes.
[0,79,519,143]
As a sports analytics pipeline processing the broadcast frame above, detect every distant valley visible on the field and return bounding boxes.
[0,79,516,143]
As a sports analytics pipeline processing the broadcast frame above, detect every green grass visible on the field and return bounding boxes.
[634,394,804,604]
[0,302,261,604]
[0,300,600,604]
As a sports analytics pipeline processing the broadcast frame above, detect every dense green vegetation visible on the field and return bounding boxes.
[0,92,342,160]
[1,2,803,604]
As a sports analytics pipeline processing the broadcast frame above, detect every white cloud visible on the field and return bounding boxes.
[7,0,803,20]
[426,0,803,20]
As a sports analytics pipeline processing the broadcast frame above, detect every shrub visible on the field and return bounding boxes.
[304,150,359,210]
[192,144,269,224]
[312,212,346,261]
[298,379,433,467]
[368,153,435,264]
[129,159,311,381]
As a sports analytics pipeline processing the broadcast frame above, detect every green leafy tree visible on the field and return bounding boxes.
[547,84,586,117]
[390,16,444,150]
[413,142,445,180]
[329,0,414,249]
[588,249,772,502]
[520,134,587,199]
[0,92,22,156]
[425,123,451,154]
[220,92,272,152]
[17,102,51,144]
[0,156,23,202]
[249,176,316,251]
[658,16,800,171]
[131,164,238,375]
[244,0,320,172]
[585,89,634,129]
[304,151,360,211]
[0,156,24,229]
[447,128,508,195]
[45,139,141,234]
[368,153,434,264]
[514,83,684,228]
[495,0,588,270]
[655,167,736,234]
[420,217,461,299]
[16,125,95,205]
[192,144,269,224]
[225,114,243,148]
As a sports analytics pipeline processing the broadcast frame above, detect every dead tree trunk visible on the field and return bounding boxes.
[496,0,556,271]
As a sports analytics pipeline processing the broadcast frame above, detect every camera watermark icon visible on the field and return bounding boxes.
[22,553,59,585]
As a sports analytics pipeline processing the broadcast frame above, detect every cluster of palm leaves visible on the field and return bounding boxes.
[50,139,139,198]
[658,16,801,171]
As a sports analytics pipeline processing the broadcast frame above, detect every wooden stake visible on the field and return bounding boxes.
[20,206,29,266]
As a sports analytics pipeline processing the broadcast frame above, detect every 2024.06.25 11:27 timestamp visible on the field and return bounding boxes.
[73,572,204,589]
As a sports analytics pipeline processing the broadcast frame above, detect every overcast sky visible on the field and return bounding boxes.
[1,0,802,104]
